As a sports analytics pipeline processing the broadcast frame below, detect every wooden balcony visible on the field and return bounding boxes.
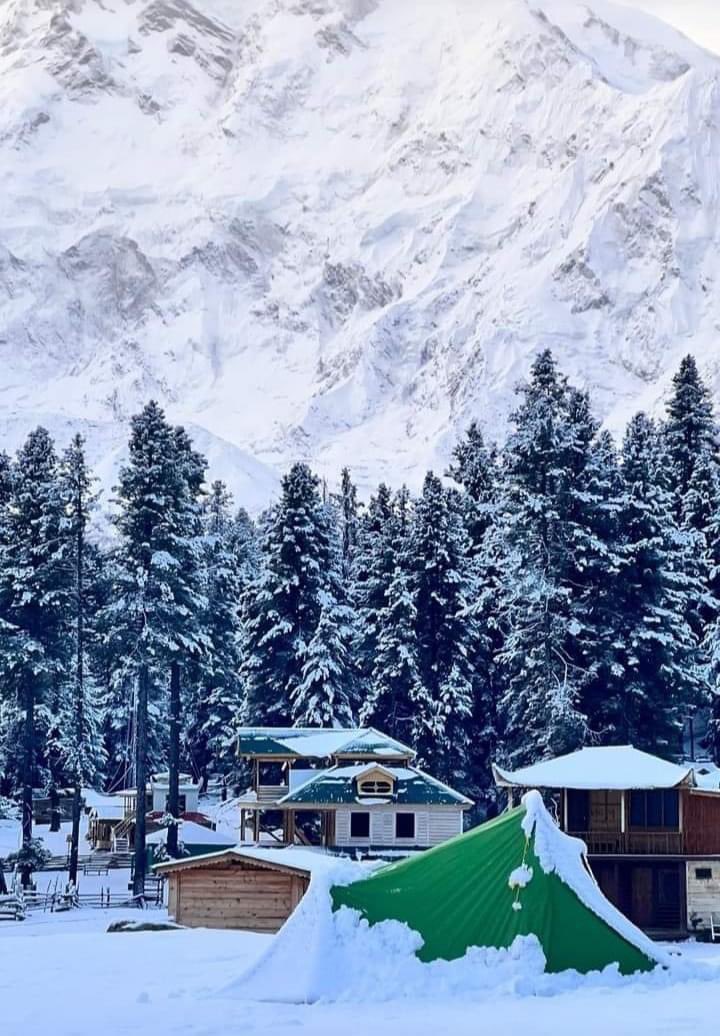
[569,830,684,856]
[256,784,289,805]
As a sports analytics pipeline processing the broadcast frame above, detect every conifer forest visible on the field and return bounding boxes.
[1,349,719,859]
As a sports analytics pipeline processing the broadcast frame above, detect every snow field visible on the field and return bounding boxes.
[2,908,720,1036]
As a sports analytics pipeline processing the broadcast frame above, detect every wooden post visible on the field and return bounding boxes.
[507,788,514,809]
[620,790,626,852]
[253,809,260,843]
[562,789,568,831]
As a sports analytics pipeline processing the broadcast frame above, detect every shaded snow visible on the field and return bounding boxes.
[4,0,720,498]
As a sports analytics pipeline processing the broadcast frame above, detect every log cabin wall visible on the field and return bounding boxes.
[684,791,720,856]
[171,861,310,932]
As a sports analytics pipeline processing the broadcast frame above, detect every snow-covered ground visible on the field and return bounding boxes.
[1,907,719,1035]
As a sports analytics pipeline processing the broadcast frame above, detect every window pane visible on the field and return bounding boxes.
[629,791,645,827]
[350,812,370,838]
[646,790,663,827]
[663,790,679,829]
[395,813,415,839]
[567,790,589,830]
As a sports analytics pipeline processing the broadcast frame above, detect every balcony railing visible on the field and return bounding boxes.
[568,830,684,855]
[256,784,289,804]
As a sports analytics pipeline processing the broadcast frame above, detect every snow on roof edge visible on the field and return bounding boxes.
[494,746,695,790]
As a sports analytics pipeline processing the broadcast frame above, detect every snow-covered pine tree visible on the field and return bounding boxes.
[407,473,477,785]
[0,429,71,882]
[233,506,261,585]
[446,420,498,552]
[665,354,718,522]
[497,351,588,767]
[165,426,207,857]
[351,483,397,711]
[292,598,354,726]
[185,480,246,790]
[54,434,106,884]
[360,560,424,740]
[612,413,702,753]
[334,467,360,582]
[243,463,349,726]
[106,402,207,886]
[446,422,503,813]
[569,428,625,737]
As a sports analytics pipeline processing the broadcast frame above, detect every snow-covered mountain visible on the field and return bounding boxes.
[2,0,720,502]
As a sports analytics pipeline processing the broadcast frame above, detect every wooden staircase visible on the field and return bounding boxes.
[111,816,134,853]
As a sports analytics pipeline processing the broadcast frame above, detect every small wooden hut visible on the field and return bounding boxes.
[154,848,313,932]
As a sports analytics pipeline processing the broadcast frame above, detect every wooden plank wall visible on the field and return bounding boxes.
[686,860,720,925]
[684,792,720,855]
[173,865,309,932]
[334,808,462,847]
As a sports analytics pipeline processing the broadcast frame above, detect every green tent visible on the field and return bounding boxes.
[331,791,663,975]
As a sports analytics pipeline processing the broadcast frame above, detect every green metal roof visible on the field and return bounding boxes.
[278,764,471,807]
[236,727,415,760]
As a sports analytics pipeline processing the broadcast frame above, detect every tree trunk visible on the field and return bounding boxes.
[132,665,149,899]
[68,784,82,887]
[166,661,181,858]
[21,682,34,887]
[68,488,85,890]
[49,783,61,833]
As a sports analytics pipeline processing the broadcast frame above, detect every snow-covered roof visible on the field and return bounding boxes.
[693,762,720,792]
[153,844,349,877]
[493,746,695,791]
[88,802,125,821]
[236,727,415,761]
[278,763,472,807]
[146,821,234,846]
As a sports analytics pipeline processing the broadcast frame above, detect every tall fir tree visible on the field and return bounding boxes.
[446,421,498,551]
[611,413,702,753]
[497,351,589,766]
[185,481,246,790]
[0,429,71,882]
[55,434,105,885]
[243,463,350,726]
[360,560,424,740]
[351,484,397,711]
[446,421,502,813]
[335,467,360,582]
[407,473,477,785]
[106,402,207,886]
[665,354,718,521]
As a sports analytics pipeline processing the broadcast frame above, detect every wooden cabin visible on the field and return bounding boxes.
[235,726,472,852]
[154,848,313,931]
[494,746,720,939]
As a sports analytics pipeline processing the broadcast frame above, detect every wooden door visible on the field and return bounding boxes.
[631,866,654,929]
[655,866,683,931]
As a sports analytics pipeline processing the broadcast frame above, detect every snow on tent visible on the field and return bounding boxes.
[233,793,665,1004]
[331,791,663,977]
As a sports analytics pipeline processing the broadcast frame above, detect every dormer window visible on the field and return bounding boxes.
[359,779,392,796]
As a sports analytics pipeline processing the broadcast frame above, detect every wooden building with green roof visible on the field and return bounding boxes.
[235,726,472,852]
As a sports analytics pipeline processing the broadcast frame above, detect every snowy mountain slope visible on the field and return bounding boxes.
[2,0,720,498]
